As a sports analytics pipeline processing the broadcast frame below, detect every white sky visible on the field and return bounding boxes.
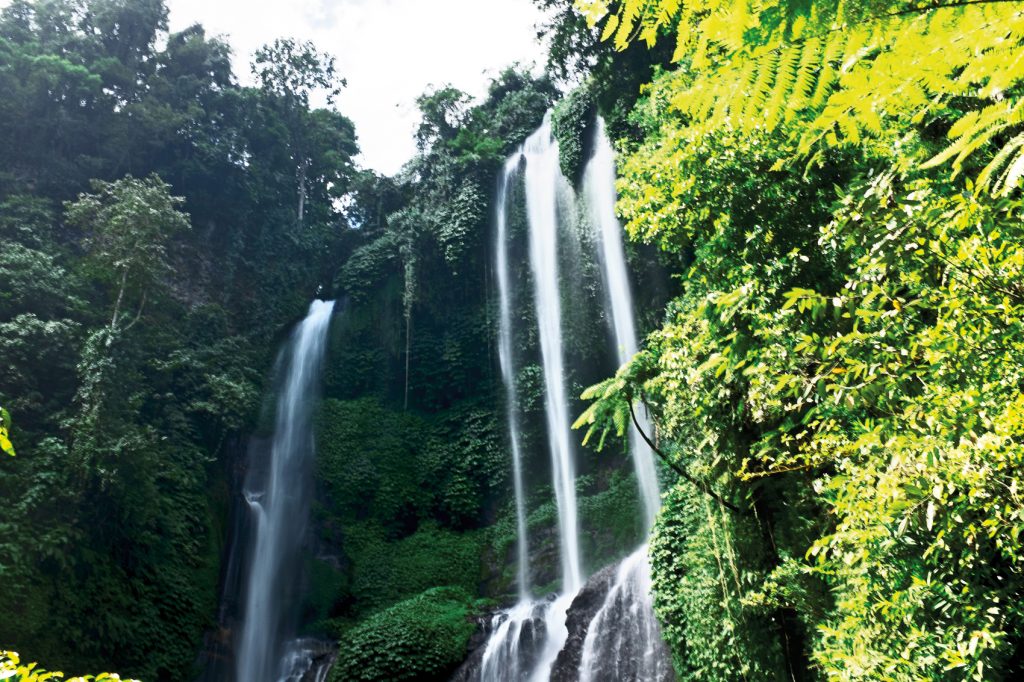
[163,0,551,175]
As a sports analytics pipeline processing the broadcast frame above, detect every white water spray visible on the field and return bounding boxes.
[578,545,670,682]
[575,118,670,681]
[475,114,670,682]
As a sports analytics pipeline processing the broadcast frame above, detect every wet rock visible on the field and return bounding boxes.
[451,598,552,682]
[549,562,618,681]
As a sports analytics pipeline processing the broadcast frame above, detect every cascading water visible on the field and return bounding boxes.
[473,114,671,682]
[577,545,671,682]
[576,118,672,681]
[495,156,532,603]
[521,115,586,682]
[474,156,550,682]
[479,114,582,682]
[236,300,335,682]
[584,117,661,531]
[523,113,583,596]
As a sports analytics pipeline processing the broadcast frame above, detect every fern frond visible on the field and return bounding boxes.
[977,132,1024,196]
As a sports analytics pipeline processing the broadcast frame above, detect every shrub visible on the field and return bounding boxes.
[329,587,476,682]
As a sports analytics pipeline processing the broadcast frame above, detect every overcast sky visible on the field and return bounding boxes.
[161,0,551,175]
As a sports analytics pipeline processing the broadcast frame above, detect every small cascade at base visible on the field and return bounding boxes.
[577,547,672,682]
[277,638,337,682]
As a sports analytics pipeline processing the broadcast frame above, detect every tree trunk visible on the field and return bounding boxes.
[110,268,128,331]
[403,310,411,411]
[297,158,308,224]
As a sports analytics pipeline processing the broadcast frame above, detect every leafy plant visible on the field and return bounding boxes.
[328,587,477,682]
[1,406,15,456]
[0,651,139,681]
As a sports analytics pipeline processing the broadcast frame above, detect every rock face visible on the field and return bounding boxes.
[450,562,621,682]
[450,613,497,682]
[549,562,619,681]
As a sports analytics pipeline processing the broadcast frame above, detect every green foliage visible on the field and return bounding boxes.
[65,174,189,329]
[251,38,344,106]
[1,405,14,455]
[302,556,350,627]
[572,1,1024,679]
[650,484,791,680]
[345,522,485,614]
[0,650,139,681]
[577,469,645,567]
[552,83,597,182]
[313,396,499,624]
[581,0,1024,196]
[251,38,355,223]
[329,587,477,682]
[0,1,361,677]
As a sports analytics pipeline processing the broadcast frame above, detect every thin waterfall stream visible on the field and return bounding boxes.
[584,117,661,532]
[577,118,671,681]
[236,300,336,682]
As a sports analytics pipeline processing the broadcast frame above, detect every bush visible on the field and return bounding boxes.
[347,522,484,613]
[650,484,789,681]
[551,84,596,183]
[329,587,476,682]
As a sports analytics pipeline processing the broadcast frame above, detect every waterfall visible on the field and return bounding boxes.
[584,117,661,530]
[575,118,671,682]
[479,116,580,682]
[495,156,532,602]
[236,300,335,682]
[577,545,671,682]
[471,114,670,682]
[523,113,583,595]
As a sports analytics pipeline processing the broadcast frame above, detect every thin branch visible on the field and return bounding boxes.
[123,290,147,332]
[629,401,745,514]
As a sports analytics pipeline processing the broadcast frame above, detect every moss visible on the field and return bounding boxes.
[552,84,597,184]
[329,587,477,682]
[316,397,430,535]
[346,521,484,614]
[578,469,645,570]
[301,557,350,628]
[650,483,790,681]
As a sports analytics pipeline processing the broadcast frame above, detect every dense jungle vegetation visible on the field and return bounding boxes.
[2,0,1023,680]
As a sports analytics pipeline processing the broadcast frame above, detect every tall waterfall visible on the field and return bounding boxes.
[523,113,583,594]
[472,115,671,682]
[236,300,335,682]
[480,113,582,682]
[575,118,670,681]
[584,117,661,530]
[495,157,532,602]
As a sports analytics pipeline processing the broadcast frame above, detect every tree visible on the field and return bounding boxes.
[65,174,189,332]
[252,38,346,224]
[414,85,472,152]
[573,0,1024,677]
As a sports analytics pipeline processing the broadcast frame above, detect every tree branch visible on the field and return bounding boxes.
[123,290,147,332]
[629,401,745,514]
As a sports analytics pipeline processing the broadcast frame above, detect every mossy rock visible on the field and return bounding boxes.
[552,84,597,184]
